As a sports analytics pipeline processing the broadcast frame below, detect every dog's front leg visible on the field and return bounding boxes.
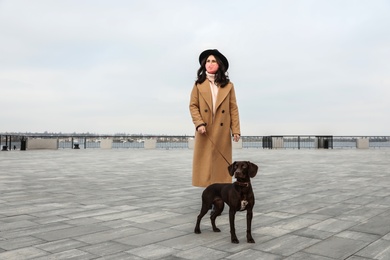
[229,208,239,243]
[246,209,255,243]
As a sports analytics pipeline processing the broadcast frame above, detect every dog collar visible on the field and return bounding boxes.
[234,181,250,187]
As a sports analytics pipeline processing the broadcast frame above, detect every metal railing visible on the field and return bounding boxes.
[242,136,390,149]
[1,134,389,150]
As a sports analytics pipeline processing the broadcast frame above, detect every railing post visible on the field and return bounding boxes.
[298,136,300,150]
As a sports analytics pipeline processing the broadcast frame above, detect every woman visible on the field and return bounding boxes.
[189,49,241,187]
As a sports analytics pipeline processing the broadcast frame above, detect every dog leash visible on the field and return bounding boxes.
[205,132,231,166]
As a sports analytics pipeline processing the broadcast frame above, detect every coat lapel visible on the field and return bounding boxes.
[215,83,232,110]
[197,81,212,110]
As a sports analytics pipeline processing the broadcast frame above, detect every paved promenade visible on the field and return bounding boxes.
[1,148,390,259]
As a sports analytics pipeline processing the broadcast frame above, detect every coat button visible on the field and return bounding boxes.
[205,109,208,112]
[220,123,223,126]
[222,110,225,113]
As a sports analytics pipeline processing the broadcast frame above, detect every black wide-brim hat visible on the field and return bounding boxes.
[199,49,229,71]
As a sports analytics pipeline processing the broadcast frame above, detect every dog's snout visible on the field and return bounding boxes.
[234,169,244,178]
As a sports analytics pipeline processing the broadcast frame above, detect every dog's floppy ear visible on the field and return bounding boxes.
[247,162,258,178]
[228,162,236,176]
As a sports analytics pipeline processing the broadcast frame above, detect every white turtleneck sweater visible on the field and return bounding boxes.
[206,72,219,117]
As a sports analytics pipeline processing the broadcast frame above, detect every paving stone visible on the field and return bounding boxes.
[292,228,334,240]
[124,211,182,224]
[255,234,320,256]
[225,248,283,260]
[309,218,358,233]
[277,201,329,215]
[126,244,180,259]
[91,209,141,221]
[297,213,331,221]
[0,247,48,259]
[158,232,228,251]
[0,223,74,239]
[62,208,122,220]
[63,217,103,226]
[74,226,146,244]
[0,220,38,231]
[35,239,89,253]
[33,248,96,260]
[335,230,380,242]
[115,228,188,247]
[80,241,132,257]
[355,239,390,259]
[267,216,323,232]
[97,219,135,229]
[312,203,360,216]
[33,224,111,241]
[0,204,67,217]
[304,236,369,259]
[344,195,383,206]
[252,226,292,237]
[351,216,390,236]
[382,232,390,241]
[0,236,44,250]
[93,252,143,259]
[345,256,373,260]
[130,220,172,231]
[378,209,390,217]
[337,206,389,222]
[173,246,230,259]
[31,215,70,225]
[0,214,36,222]
[284,252,336,260]
[30,207,90,218]
[262,211,297,219]
[158,212,199,226]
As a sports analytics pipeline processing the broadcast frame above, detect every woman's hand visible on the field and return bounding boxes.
[233,134,240,142]
[197,125,206,134]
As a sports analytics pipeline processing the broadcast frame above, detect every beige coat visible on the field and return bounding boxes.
[189,80,240,187]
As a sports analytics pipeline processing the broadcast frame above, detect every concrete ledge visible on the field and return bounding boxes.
[233,139,242,149]
[144,139,157,149]
[272,137,284,149]
[188,138,194,149]
[100,139,113,149]
[356,138,369,149]
[27,138,58,150]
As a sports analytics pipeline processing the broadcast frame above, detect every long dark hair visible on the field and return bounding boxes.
[195,55,230,88]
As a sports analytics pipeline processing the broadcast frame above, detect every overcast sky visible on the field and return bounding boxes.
[1,0,389,136]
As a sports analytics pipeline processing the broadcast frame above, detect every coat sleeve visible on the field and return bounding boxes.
[189,84,206,129]
[229,84,241,135]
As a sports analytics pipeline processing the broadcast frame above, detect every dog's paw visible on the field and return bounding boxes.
[247,238,255,243]
[231,238,239,244]
[194,228,201,234]
[213,227,221,232]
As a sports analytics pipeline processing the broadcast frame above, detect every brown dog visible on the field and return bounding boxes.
[194,161,259,243]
